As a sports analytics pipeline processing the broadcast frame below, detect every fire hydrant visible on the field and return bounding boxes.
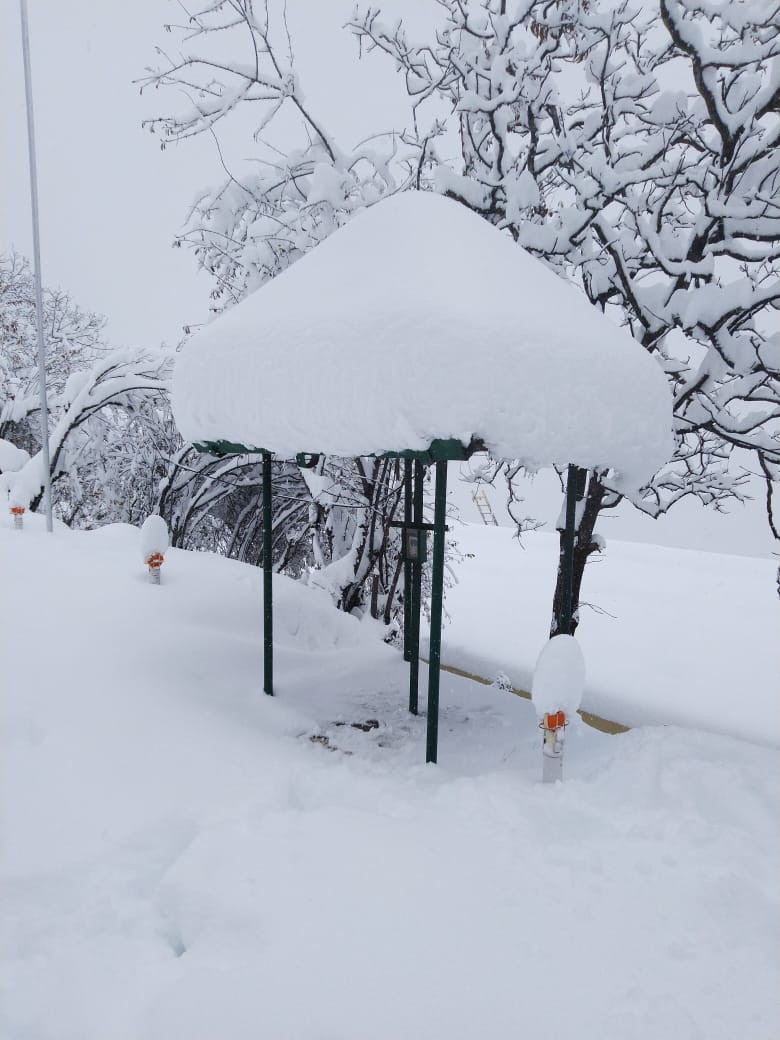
[531,634,585,784]
[146,551,164,584]
[10,506,25,530]
[541,710,567,783]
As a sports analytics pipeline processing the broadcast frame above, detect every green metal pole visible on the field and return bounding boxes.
[262,451,274,696]
[408,460,424,715]
[561,463,578,636]
[425,459,448,764]
[402,460,412,662]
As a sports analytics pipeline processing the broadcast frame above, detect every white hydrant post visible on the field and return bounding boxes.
[531,634,585,785]
[146,553,164,584]
[140,514,169,586]
[541,711,567,784]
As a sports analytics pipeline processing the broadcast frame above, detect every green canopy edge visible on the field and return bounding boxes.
[192,436,485,464]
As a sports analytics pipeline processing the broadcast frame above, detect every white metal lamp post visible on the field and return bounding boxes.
[19,0,54,533]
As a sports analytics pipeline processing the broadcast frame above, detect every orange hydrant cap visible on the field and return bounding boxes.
[544,711,566,730]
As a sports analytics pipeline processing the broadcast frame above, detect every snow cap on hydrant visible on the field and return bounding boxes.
[141,514,169,583]
[532,635,586,783]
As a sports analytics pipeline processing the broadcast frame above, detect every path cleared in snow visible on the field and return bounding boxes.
[1,519,778,1040]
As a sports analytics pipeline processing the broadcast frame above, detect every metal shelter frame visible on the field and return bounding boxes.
[194,436,581,765]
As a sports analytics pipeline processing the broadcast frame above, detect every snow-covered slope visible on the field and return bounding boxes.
[1,520,778,1040]
[438,524,779,745]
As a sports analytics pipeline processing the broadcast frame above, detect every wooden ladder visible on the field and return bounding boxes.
[472,487,499,526]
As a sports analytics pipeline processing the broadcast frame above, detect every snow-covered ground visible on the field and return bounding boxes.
[2,518,778,1039]
[438,524,779,746]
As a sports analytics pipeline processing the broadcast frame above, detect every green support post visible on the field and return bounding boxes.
[402,460,412,662]
[425,459,448,764]
[561,463,578,636]
[262,451,274,696]
[408,460,424,715]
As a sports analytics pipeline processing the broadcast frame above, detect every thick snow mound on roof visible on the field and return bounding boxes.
[173,192,672,486]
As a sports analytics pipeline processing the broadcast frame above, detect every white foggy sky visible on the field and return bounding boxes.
[0,0,421,348]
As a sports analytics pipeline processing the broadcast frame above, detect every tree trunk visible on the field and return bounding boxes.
[550,471,608,637]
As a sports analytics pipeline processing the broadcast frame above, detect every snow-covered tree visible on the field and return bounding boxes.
[155,445,313,570]
[140,0,420,620]
[1,252,103,454]
[139,0,420,306]
[43,350,174,527]
[143,0,778,630]
[0,252,174,526]
[152,447,410,621]
[1,251,333,581]
[300,455,406,620]
[349,0,780,630]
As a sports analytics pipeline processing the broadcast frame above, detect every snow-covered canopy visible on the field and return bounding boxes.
[173,192,672,487]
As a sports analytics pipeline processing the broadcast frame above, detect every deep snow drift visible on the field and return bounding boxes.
[1,518,778,1040]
